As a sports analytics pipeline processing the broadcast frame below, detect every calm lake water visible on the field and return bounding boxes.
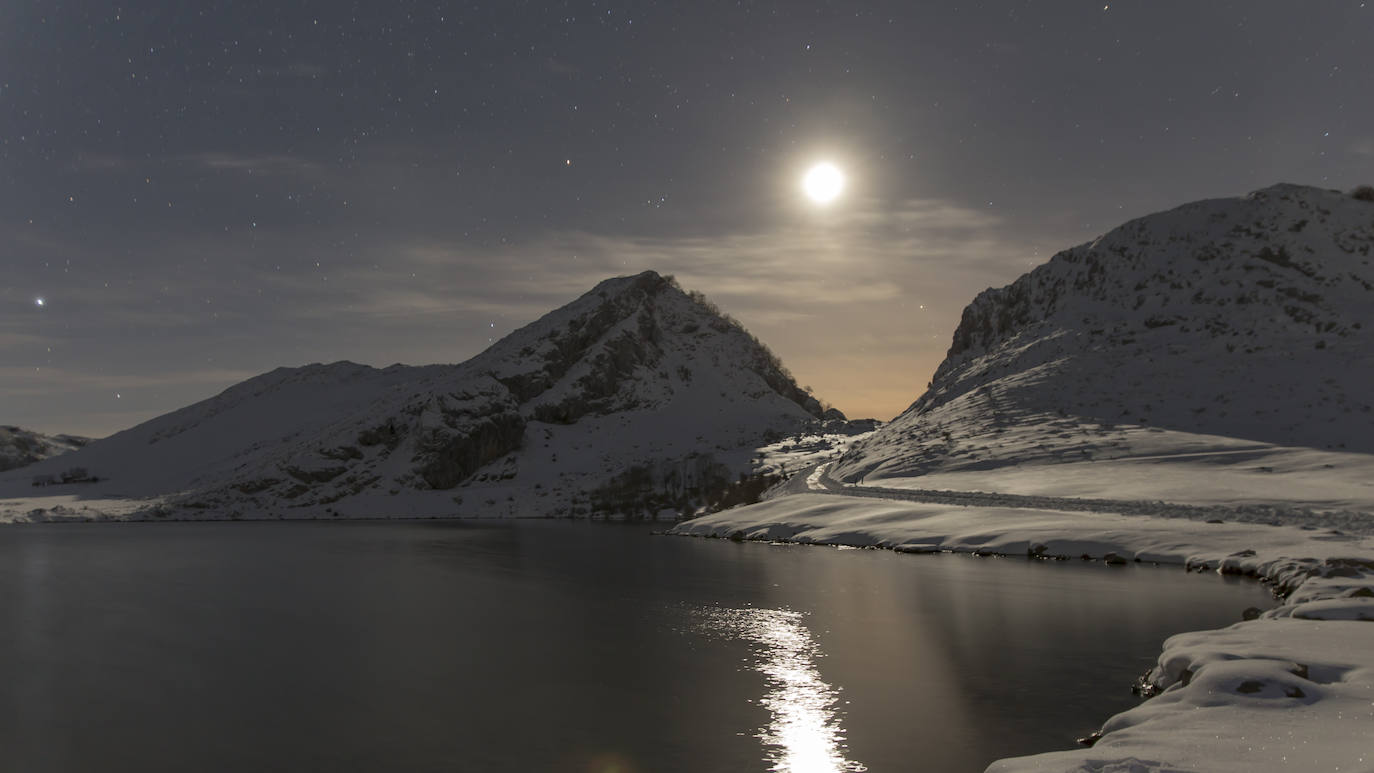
[0,520,1272,772]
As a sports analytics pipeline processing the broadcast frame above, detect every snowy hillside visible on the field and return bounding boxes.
[833,184,1374,493]
[0,427,90,472]
[0,271,834,520]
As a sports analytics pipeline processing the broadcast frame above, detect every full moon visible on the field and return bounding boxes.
[802,162,845,204]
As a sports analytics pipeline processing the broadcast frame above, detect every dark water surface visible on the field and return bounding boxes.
[0,521,1272,772]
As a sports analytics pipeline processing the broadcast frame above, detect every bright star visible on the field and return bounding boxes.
[35,297,45,307]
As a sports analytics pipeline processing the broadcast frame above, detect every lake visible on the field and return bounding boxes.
[0,520,1273,772]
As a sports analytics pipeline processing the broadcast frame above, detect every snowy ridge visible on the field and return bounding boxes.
[0,426,90,472]
[0,271,833,520]
[835,184,1374,488]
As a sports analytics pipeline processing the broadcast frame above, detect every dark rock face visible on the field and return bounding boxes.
[495,272,670,408]
[946,281,1051,364]
[284,465,348,484]
[586,452,735,517]
[530,327,660,424]
[414,410,527,490]
[477,270,829,425]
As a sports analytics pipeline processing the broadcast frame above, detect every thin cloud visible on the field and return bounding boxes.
[0,332,53,351]
[286,195,1028,335]
[0,365,263,397]
[2,193,1032,426]
[172,153,325,176]
[70,153,135,171]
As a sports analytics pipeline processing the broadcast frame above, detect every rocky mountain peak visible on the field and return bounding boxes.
[471,269,825,423]
[4,272,834,519]
[941,183,1371,371]
[834,184,1374,482]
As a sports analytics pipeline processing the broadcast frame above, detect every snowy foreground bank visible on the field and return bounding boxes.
[671,490,1374,772]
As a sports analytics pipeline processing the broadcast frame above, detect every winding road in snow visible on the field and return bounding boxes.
[804,463,1374,536]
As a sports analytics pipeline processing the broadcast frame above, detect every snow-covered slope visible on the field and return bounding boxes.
[0,271,833,520]
[834,184,1374,489]
[0,427,90,472]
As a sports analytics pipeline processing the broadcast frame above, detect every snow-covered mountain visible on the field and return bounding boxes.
[0,427,90,472]
[834,183,1374,484]
[1,271,835,519]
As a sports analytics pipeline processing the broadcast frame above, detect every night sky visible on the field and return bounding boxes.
[5,1,1372,437]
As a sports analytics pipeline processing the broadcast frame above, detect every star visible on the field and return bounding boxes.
[34,297,45,307]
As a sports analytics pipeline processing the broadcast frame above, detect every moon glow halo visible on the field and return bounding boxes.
[802,162,845,205]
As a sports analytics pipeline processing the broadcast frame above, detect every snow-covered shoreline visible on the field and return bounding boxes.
[670,479,1374,772]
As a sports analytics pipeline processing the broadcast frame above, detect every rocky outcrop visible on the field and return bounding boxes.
[414,410,527,490]
[0,426,90,472]
[477,271,831,424]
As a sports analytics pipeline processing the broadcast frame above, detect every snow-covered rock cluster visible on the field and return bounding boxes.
[835,184,1374,486]
[0,426,89,472]
[0,271,836,520]
[987,556,1374,773]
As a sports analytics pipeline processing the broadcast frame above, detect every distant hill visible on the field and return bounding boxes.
[0,427,90,472]
[3,271,837,519]
[834,184,1374,483]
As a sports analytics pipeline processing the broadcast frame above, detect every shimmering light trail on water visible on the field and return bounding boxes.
[0,522,1274,771]
[699,607,866,773]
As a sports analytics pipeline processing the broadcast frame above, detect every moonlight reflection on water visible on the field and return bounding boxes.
[699,606,866,773]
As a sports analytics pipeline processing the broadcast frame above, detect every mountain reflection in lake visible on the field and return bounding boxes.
[696,607,866,773]
[0,520,1272,772]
